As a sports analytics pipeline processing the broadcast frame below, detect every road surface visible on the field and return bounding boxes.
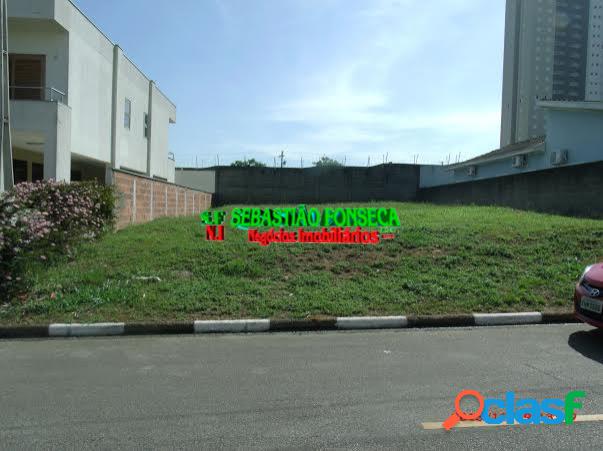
[1,324,602,449]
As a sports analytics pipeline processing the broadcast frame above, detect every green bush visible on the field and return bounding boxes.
[0,180,116,298]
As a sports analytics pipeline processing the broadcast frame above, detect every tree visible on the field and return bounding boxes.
[313,155,343,168]
[230,158,266,168]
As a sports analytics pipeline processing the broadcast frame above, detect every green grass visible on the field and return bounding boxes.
[3,202,603,324]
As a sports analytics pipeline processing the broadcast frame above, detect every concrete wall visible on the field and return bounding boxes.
[7,19,69,98]
[7,0,54,19]
[113,169,211,230]
[177,164,420,206]
[149,85,176,180]
[167,157,175,183]
[10,99,72,181]
[418,161,603,218]
[62,2,113,164]
[545,108,603,165]
[114,51,149,174]
[175,168,216,193]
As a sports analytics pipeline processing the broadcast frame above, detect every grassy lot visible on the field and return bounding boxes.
[2,203,603,324]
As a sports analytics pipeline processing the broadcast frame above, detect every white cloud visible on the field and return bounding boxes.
[255,0,501,164]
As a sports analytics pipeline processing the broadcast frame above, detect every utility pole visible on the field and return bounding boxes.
[278,150,286,168]
[0,0,13,192]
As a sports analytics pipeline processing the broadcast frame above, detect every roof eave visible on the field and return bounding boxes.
[445,143,546,171]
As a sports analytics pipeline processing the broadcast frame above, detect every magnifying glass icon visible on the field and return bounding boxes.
[442,390,485,430]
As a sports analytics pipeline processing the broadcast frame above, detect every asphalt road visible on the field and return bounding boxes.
[1,324,603,450]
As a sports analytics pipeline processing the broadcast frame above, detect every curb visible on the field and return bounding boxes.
[0,312,581,339]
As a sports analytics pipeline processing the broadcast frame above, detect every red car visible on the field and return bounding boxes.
[575,263,603,328]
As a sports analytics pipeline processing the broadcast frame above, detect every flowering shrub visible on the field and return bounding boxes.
[0,180,116,297]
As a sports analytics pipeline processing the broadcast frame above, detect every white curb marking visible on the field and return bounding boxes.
[473,312,542,326]
[194,319,271,333]
[49,323,125,337]
[336,316,408,330]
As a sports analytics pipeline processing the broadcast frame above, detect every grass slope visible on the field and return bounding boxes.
[3,203,603,324]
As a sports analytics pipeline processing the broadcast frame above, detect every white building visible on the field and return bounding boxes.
[500,0,602,147]
[6,0,176,186]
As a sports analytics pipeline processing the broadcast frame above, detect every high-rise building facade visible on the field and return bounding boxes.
[500,0,602,147]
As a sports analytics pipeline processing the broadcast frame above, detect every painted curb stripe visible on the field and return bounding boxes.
[336,316,408,329]
[0,312,580,339]
[541,312,579,323]
[0,326,48,338]
[124,323,194,335]
[473,312,542,326]
[194,319,270,333]
[422,414,603,430]
[49,323,125,337]
[409,315,475,328]
[269,319,337,331]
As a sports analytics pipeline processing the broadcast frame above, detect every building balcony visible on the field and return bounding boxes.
[10,91,72,183]
[9,85,67,104]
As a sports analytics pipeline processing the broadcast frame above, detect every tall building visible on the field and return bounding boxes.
[500,0,602,147]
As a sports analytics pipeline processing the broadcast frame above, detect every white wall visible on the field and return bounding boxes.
[149,85,176,180]
[60,3,113,164]
[167,158,175,183]
[115,54,150,173]
[7,0,54,19]
[7,20,68,98]
[10,100,72,182]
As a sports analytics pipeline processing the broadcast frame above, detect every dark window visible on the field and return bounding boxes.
[32,163,44,182]
[552,0,589,101]
[124,98,132,129]
[13,159,28,184]
[71,170,83,182]
[9,54,45,100]
[144,113,150,138]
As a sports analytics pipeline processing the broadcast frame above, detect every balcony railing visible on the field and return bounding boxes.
[9,86,67,104]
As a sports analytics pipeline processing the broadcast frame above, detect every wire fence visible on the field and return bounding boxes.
[175,151,465,169]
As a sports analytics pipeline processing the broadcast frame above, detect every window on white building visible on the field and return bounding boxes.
[144,113,150,138]
[124,98,132,129]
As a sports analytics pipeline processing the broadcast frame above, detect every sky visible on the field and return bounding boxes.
[73,0,506,167]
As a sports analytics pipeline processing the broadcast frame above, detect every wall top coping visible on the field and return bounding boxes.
[113,168,211,194]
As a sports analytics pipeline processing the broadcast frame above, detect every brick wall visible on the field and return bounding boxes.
[113,170,212,229]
